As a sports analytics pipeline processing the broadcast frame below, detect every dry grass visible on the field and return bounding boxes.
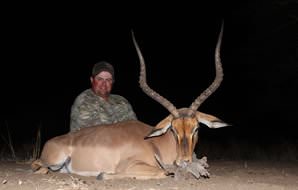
[32,127,41,161]
[0,122,41,162]
[0,121,16,160]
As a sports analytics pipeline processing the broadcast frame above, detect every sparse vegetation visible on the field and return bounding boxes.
[0,121,42,162]
[32,126,41,161]
[0,121,16,160]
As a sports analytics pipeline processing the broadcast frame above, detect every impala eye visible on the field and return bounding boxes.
[171,127,180,140]
[171,127,177,135]
[192,126,199,135]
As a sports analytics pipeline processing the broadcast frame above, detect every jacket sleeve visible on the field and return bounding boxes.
[70,94,98,132]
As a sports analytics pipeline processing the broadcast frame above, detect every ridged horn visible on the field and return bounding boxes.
[187,22,224,116]
[132,31,180,118]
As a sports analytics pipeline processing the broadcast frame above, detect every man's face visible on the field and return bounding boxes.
[90,71,113,99]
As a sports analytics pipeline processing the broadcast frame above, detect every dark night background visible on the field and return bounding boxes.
[1,1,297,160]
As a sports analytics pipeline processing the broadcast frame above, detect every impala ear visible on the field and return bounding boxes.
[196,112,230,128]
[145,115,173,139]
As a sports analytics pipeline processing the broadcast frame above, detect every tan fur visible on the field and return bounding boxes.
[32,111,227,179]
[32,120,177,179]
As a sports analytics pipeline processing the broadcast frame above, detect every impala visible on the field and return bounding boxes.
[32,23,228,179]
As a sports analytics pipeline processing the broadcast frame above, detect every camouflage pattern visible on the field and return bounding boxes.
[70,89,137,132]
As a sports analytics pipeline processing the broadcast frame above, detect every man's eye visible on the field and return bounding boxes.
[95,78,103,81]
[96,77,113,83]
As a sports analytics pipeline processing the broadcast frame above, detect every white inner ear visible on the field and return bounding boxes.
[199,119,228,129]
[147,123,172,137]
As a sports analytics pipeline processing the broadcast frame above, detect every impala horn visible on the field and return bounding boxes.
[132,31,180,118]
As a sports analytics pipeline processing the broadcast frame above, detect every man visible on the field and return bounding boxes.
[70,61,137,132]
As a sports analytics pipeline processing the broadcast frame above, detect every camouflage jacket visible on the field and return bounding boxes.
[70,89,137,132]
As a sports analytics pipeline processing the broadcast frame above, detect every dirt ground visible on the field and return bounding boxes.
[0,160,297,190]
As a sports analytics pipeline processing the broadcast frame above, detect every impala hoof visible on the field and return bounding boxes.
[166,171,175,178]
[96,172,104,180]
[34,167,49,174]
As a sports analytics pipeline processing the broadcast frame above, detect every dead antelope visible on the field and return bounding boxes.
[31,23,228,180]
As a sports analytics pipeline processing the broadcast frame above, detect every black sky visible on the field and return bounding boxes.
[1,2,297,143]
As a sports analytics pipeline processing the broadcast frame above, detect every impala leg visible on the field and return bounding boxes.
[98,161,173,180]
[31,156,71,174]
[31,159,49,174]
